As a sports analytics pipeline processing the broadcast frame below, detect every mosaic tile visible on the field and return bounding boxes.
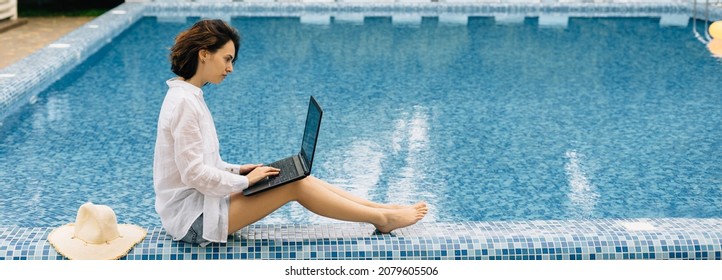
[2,1,718,119]
[1,218,722,260]
[0,1,717,119]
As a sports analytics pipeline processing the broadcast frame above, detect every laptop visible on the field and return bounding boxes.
[243,96,323,196]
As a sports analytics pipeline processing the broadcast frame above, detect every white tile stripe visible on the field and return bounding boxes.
[48,43,71,48]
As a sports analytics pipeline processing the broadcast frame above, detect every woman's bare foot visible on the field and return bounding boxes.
[374,202,428,233]
[373,201,427,210]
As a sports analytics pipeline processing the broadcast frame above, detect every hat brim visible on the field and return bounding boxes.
[48,223,147,260]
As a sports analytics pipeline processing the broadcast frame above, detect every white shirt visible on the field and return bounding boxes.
[153,78,249,243]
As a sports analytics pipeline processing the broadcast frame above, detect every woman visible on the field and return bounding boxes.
[153,19,428,246]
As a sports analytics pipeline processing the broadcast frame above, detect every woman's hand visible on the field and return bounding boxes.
[238,163,263,175]
[246,165,281,186]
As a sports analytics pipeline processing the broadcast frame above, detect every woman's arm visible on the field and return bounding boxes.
[170,98,248,196]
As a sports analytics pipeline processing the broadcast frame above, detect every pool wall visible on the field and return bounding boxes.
[1,1,722,260]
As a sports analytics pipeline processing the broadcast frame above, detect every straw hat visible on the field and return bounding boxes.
[47,202,146,260]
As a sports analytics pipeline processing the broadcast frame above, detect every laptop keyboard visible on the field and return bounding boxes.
[268,158,299,183]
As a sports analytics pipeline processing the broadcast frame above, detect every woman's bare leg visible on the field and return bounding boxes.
[305,176,421,209]
[228,176,427,234]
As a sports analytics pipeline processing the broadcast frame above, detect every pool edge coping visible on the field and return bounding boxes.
[3,218,722,260]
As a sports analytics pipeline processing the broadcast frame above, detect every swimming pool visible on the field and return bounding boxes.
[1,2,721,260]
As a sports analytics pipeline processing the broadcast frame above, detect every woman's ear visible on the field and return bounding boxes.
[199,49,209,63]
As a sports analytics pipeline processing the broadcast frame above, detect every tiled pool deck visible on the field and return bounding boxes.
[1,1,722,260]
[3,218,722,260]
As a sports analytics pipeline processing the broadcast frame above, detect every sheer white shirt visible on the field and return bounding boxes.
[153,78,248,243]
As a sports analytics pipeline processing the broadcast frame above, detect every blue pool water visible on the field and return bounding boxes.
[0,15,720,228]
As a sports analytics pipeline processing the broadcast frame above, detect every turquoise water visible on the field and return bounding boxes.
[0,16,720,228]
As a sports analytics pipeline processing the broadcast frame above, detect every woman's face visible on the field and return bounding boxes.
[200,41,235,85]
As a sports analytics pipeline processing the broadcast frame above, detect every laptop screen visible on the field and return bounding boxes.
[300,96,322,172]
